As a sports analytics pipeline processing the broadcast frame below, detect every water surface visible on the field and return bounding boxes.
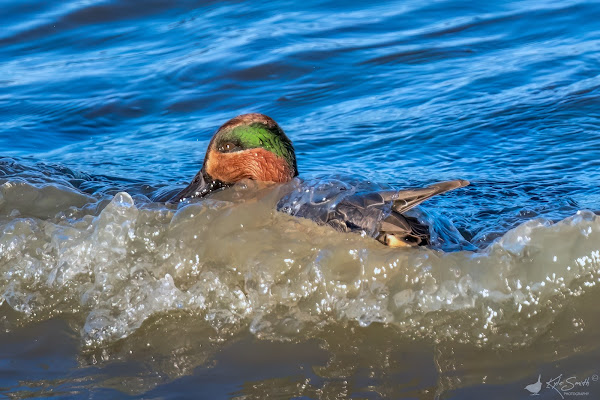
[1,0,600,398]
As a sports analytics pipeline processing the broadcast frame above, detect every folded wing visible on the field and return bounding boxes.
[391,179,469,214]
[329,180,469,247]
[278,179,469,248]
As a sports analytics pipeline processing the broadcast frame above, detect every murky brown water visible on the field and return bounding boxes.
[1,181,599,398]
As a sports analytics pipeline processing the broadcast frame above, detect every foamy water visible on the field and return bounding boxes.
[2,177,598,349]
[1,173,599,396]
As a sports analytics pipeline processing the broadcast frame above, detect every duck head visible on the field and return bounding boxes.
[174,113,298,201]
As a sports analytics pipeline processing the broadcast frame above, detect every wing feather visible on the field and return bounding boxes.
[392,179,469,214]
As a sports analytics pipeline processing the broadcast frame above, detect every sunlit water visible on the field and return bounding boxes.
[1,0,600,399]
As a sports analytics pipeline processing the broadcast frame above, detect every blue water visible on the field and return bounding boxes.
[3,0,600,239]
[1,0,600,399]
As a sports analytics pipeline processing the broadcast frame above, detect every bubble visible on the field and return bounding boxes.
[0,183,598,349]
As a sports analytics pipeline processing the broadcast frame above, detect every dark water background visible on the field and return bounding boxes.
[1,0,600,399]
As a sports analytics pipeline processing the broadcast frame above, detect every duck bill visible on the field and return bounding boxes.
[172,169,230,202]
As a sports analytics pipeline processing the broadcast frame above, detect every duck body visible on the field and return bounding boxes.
[277,176,460,247]
[173,113,469,247]
[278,177,398,239]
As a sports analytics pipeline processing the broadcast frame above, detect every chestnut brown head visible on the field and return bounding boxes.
[174,113,298,201]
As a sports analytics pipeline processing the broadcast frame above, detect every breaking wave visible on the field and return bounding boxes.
[1,178,598,350]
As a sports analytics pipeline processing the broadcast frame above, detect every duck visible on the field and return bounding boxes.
[172,113,469,247]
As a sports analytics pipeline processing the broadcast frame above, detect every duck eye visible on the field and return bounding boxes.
[219,142,236,152]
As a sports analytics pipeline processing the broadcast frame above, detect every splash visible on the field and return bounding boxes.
[1,180,598,350]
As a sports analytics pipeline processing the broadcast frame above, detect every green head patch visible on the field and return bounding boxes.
[214,120,298,176]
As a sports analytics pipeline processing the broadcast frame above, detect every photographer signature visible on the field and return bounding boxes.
[543,374,598,399]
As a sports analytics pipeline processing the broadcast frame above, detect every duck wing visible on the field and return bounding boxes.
[278,179,469,247]
[391,179,470,214]
[329,180,469,247]
[328,191,397,235]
